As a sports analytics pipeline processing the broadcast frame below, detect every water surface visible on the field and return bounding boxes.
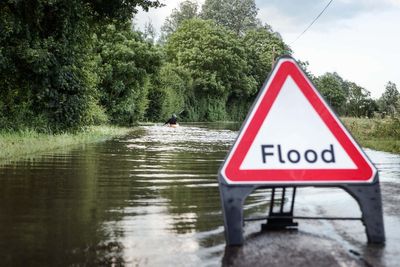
[0,123,399,266]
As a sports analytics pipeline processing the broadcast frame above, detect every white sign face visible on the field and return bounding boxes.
[240,76,356,170]
[220,57,376,184]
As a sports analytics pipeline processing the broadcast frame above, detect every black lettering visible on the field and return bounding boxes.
[322,144,335,163]
[261,145,274,163]
[277,144,286,163]
[287,150,300,163]
[304,149,318,163]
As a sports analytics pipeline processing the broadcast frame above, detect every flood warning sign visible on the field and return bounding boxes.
[220,57,376,184]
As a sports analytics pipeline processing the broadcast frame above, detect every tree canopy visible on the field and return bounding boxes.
[243,27,291,87]
[95,22,161,124]
[315,72,348,114]
[161,0,199,39]
[0,0,397,132]
[201,0,260,35]
[165,19,258,120]
[0,0,161,131]
[378,81,399,116]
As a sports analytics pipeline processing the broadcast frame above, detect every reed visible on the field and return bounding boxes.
[0,126,132,161]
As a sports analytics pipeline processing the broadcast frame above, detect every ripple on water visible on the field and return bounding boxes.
[1,123,398,266]
[365,148,400,183]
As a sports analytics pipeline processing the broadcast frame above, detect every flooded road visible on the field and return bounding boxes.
[0,124,399,266]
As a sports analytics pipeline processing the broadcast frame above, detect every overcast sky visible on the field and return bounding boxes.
[135,0,400,98]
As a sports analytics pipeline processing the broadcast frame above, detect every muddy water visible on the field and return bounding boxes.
[0,124,399,266]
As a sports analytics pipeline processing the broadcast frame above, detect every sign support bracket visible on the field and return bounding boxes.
[340,174,385,244]
[219,174,385,246]
[261,187,298,230]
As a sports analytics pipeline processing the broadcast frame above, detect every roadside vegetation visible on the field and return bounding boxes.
[0,126,131,162]
[1,0,400,155]
[342,117,400,154]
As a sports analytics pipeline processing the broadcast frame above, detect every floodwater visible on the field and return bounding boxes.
[0,123,399,266]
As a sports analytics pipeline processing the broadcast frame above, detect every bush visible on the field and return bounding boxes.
[146,64,189,121]
[96,23,161,125]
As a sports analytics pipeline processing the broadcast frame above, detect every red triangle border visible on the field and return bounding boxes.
[222,58,375,184]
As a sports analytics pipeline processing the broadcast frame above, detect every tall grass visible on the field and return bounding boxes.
[1,118,398,163]
[0,126,132,161]
[342,117,400,153]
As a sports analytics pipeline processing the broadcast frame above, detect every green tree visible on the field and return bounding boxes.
[201,0,260,35]
[142,20,157,43]
[165,19,257,121]
[146,63,191,121]
[160,0,199,40]
[0,1,98,131]
[84,0,161,21]
[315,72,347,114]
[0,0,162,131]
[345,82,377,117]
[378,81,399,116]
[95,22,161,124]
[242,27,291,88]
[297,60,315,81]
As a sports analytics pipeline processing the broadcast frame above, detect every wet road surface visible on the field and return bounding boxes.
[224,149,400,267]
[0,124,399,266]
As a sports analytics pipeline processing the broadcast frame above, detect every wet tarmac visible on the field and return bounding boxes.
[224,149,400,267]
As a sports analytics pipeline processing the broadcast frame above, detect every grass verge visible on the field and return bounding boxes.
[0,125,132,162]
[341,117,400,154]
[1,118,398,163]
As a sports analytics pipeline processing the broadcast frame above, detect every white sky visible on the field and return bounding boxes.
[135,0,400,98]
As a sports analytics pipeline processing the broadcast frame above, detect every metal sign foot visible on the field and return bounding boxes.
[342,176,385,244]
[219,182,254,245]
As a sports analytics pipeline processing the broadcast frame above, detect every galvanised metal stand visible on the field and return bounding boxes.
[218,174,385,246]
[260,187,298,231]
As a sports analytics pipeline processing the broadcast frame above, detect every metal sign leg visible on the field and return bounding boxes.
[219,178,385,245]
[219,181,254,245]
[342,176,385,244]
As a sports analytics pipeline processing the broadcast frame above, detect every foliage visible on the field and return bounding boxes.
[0,0,96,131]
[95,22,161,125]
[84,0,161,21]
[201,0,260,35]
[146,63,190,121]
[315,72,348,114]
[0,126,132,162]
[297,60,315,81]
[378,81,399,116]
[242,27,291,88]
[3,0,398,134]
[225,97,253,122]
[0,0,162,132]
[342,117,400,154]
[160,0,199,40]
[165,19,257,121]
[313,72,381,118]
[142,21,157,43]
[345,82,377,117]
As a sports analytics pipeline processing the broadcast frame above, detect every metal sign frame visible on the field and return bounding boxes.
[218,55,385,245]
[218,175,384,245]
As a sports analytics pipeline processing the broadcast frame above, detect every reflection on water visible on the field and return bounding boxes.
[0,123,399,266]
[0,124,249,266]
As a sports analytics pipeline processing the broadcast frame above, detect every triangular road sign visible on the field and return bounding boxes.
[220,56,376,184]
